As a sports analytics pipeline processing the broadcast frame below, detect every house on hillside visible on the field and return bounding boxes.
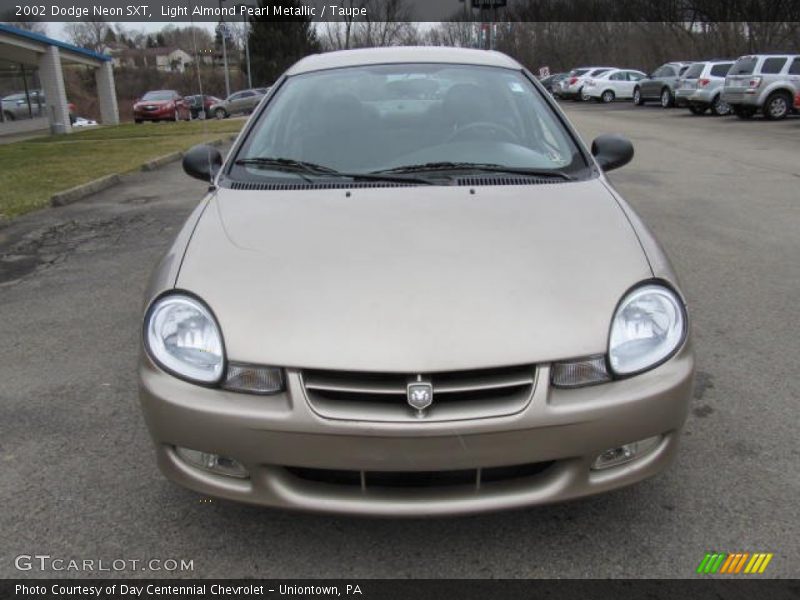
[102,46,195,72]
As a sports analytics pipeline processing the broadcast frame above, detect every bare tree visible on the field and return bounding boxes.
[64,21,111,52]
[320,0,420,50]
[1,15,48,35]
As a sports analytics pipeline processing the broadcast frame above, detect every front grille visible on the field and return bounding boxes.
[302,365,536,422]
[284,461,554,490]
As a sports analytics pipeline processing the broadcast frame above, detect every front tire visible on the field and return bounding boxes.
[214,108,227,119]
[633,87,644,106]
[601,90,615,103]
[763,92,790,120]
[660,88,674,108]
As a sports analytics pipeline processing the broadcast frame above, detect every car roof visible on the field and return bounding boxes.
[286,47,522,75]
[738,54,800,58]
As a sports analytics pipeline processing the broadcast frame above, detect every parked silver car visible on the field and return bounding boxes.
[139,47,693,516]
[209,88,267,119]
[558,67,614,100]
[633,62,693,107]
[1,90,46,120]
[675,60,734,116]
[1,89,76,123]
[722,54,800,120]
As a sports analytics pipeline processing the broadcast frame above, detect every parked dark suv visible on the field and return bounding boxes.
[633,62,693,108]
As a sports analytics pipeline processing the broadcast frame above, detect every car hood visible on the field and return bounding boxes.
[176,180,652,372]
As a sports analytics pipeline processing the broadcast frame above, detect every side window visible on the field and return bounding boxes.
[710,63,732,77]
[229,93,242,101]
[789,58,800,75]
[609,72,624,81]
[240,91,255,98]
[662,66,677,78]
[760,58,787,74]
[628,72,644,81]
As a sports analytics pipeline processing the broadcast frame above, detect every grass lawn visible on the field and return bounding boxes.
[0,119,244,218]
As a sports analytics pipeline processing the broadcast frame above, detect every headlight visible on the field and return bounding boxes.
[144,293,224,384]
[609,284,686,376]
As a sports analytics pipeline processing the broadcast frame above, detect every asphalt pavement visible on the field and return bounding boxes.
[1,103,798,578]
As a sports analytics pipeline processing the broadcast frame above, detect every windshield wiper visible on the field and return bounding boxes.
[372,162,573,180]
[234,157,435,185]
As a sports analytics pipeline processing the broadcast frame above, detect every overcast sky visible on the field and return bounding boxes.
[49,21,218,44]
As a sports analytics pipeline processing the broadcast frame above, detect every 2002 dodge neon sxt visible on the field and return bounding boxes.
[138,47,694,516]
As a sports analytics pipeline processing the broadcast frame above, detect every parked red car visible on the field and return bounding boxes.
[133,90,190,123]
[795,91,800,110]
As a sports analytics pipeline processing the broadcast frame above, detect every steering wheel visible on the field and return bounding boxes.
[446,121,520,144]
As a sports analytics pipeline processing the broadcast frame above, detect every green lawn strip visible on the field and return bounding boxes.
[1,122,243,218]
[28,120,243,143]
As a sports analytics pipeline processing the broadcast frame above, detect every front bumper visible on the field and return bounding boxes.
[139,342,694,516]
[134,106,174,121]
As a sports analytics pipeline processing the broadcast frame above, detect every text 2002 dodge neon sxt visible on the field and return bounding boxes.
[138,47,694,516]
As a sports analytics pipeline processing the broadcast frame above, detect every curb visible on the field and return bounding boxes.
[141,151,182,172]
[50,174,121,207]
[48,134,236,208]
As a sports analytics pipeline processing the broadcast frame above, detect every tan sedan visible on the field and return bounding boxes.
[139,47,693,516]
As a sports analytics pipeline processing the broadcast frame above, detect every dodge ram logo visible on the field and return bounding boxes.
[407,377,433,414]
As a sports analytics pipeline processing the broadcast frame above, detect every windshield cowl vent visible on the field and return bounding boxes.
[225,181,416,191]
[454,175,566,187]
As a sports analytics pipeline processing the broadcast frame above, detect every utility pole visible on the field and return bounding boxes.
[244,15,252,87]
[218,0,231,98]
[233,3,252,88]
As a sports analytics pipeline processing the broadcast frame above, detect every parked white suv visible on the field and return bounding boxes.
[582,69,647,103]
[722,54,800,120]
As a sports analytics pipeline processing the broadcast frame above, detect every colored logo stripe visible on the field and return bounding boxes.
[698,552,773,574]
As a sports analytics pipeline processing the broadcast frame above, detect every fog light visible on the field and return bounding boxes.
[175,447,249,478]
[592,436,661,470]
[223,363,284,394]
[551,355,611,388]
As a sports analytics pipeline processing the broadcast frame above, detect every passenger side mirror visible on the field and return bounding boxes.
[183,144,222,182]
[591,134,634,172]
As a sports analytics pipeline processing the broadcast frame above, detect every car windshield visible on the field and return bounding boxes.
[729,57,757,75]
[142,91,174,101]
[233,63,587,182]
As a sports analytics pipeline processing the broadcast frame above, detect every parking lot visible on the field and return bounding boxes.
[0,101,798,578]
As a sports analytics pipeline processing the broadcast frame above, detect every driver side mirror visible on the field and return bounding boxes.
[592,134,634,172]
[183,144,222,182]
